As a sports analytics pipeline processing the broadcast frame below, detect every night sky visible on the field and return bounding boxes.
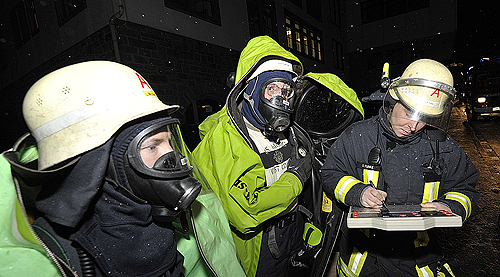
[454,1,500,66]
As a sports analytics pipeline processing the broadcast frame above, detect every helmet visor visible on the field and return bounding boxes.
[387,78,456,131]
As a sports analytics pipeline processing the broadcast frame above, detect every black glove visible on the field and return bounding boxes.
[286,140,313,185]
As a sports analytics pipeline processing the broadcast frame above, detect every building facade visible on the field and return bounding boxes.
[0,0,349,150]
[345,0,457,96]
[0,0,456,149]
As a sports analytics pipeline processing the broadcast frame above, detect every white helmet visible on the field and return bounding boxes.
[23,61,179,170]
[388,59,456,131]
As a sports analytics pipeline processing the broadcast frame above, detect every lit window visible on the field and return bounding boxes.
[286,26,293,49]
[284,10,323,62]
[317,35,322,61]
[294,23,301,52]
[303,28,309,55]
[295,31,301,52]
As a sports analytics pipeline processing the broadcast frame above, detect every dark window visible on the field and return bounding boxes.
[285,11,323,62]
[165,0,221,25]
[332,39,344,70]
[182,98,222,149]
[289,0,302,8]
[330,0,341,27]
[9,0,39,48]
[0,42,7,72]
[384,0,405,17]
[305,0,322,22]
[361,0,384,23]
[476,71,500,89]
[361,0,429,24]
[407,0,430,11]
[54,0,87,26]
[367,52,383,69]
[247,0,277,40]
[386,48,403,65]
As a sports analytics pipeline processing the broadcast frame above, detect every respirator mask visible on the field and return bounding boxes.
[258,77,296,137]
[124,118,201,222]
[242,70,297,139]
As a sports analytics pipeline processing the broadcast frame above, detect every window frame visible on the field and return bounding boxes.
[164,0,221,26]
[54,0,87,26]
[9,0,39,48]
[285,10,323,62]
[361,0,430,24]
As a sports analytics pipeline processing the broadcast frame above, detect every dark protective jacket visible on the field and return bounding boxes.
[321,107,480,276]
[0,134,184,277]
[0,133,245,277]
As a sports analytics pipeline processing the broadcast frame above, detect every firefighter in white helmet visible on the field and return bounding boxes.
[0,61,244,276]
[321,59,480,276]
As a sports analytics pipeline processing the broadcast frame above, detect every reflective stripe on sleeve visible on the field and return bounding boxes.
[335,176,361,203]
[444,192,472,218]
[415,264,434,277]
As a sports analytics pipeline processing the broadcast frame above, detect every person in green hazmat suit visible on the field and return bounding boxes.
[192,36,314,277]
[0,60,245,277]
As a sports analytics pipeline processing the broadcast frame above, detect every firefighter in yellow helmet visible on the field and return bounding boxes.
[321,59,480,276]
[0,61,244,276]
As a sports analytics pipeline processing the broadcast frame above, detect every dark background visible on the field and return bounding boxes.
[454,1,499,65]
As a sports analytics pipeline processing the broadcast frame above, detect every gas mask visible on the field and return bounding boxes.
[258,78,296,136]
[124,118,201,222]
[242,71,296,139]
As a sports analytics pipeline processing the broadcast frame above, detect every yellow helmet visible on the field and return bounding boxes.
[388,59,456,130]
[23,61,179,170]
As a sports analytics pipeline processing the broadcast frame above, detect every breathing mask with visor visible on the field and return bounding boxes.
[242,69,296,139]
[112,117,202,223]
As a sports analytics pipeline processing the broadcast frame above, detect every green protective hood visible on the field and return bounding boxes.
[304,72,364,117]
[224,36,303,147]
[231,36,303,94]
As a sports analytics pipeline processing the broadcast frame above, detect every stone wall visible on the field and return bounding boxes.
[0,19,240,150]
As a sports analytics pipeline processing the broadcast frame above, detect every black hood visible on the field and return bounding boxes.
[70,116,184,276]
[3,133,111,228]
[5,122,184,276]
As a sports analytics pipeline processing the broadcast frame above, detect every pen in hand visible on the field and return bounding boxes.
[369,181,389,210]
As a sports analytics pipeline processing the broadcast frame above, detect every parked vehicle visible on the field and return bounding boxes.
[464,59,500,121]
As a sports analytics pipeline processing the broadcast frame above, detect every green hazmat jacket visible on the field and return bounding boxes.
[192,36,305,277]
[0,134,245,277]
[301,72,364,117]
[0,138,62,276]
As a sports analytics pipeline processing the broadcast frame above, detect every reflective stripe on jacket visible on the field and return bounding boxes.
[321,107,480,275]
